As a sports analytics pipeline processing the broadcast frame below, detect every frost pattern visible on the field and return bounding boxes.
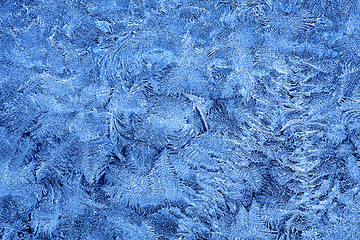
[1,0,360,239]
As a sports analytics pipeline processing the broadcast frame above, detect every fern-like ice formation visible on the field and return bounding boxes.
[1,0,360,239]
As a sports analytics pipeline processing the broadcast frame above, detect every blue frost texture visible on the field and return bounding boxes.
[1,0,360,239]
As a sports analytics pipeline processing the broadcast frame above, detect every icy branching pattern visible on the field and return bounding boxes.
[1,0,360,239]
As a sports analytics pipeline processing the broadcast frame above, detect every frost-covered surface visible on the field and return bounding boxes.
[1,0,360,239]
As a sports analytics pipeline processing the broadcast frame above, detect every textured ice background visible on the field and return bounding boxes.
[1,0,360,239]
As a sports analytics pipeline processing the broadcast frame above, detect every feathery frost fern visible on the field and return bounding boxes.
[1,0,360,239]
